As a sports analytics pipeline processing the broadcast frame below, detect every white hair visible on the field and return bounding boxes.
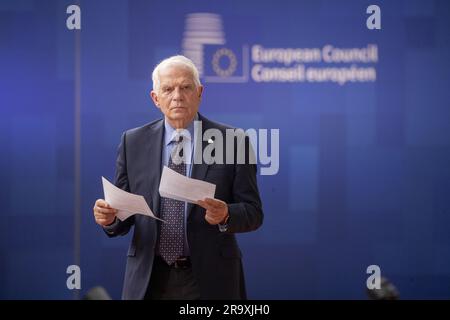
[151,55,201,92]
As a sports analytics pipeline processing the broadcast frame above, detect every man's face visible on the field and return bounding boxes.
[151,65,203,128]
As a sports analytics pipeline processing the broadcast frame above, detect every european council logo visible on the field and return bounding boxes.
[181,13,249,83]
[203,45,249,83]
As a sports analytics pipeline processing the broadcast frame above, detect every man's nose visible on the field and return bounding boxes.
[172,87,183,100]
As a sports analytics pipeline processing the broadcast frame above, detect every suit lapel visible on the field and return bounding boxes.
[145,119,164,217]
[187,114,210,217]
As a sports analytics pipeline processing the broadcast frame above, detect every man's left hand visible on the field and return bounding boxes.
[197,198,229,225]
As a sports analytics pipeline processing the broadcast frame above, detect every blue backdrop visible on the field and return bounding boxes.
[1,0,450,299]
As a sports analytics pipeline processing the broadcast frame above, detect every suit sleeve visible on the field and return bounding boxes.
[225,135,264,233]
[103,131,135,237]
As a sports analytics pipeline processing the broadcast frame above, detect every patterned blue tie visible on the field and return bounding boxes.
[158,135,186,265]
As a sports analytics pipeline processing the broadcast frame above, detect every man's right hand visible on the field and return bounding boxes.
[93,199,118,226]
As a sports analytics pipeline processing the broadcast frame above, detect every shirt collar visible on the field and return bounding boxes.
[164,113,198,146]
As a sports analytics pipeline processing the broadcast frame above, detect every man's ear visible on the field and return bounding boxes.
[198,85,204,98]
[150,91,160,108]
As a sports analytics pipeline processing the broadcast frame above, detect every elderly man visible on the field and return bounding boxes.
[93,55,263,300]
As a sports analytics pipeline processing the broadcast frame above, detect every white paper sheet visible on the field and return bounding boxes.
[159,166,216,203]
[102,177,163,222]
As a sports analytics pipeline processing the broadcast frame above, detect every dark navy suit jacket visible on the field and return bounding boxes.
[103,113,263,299]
